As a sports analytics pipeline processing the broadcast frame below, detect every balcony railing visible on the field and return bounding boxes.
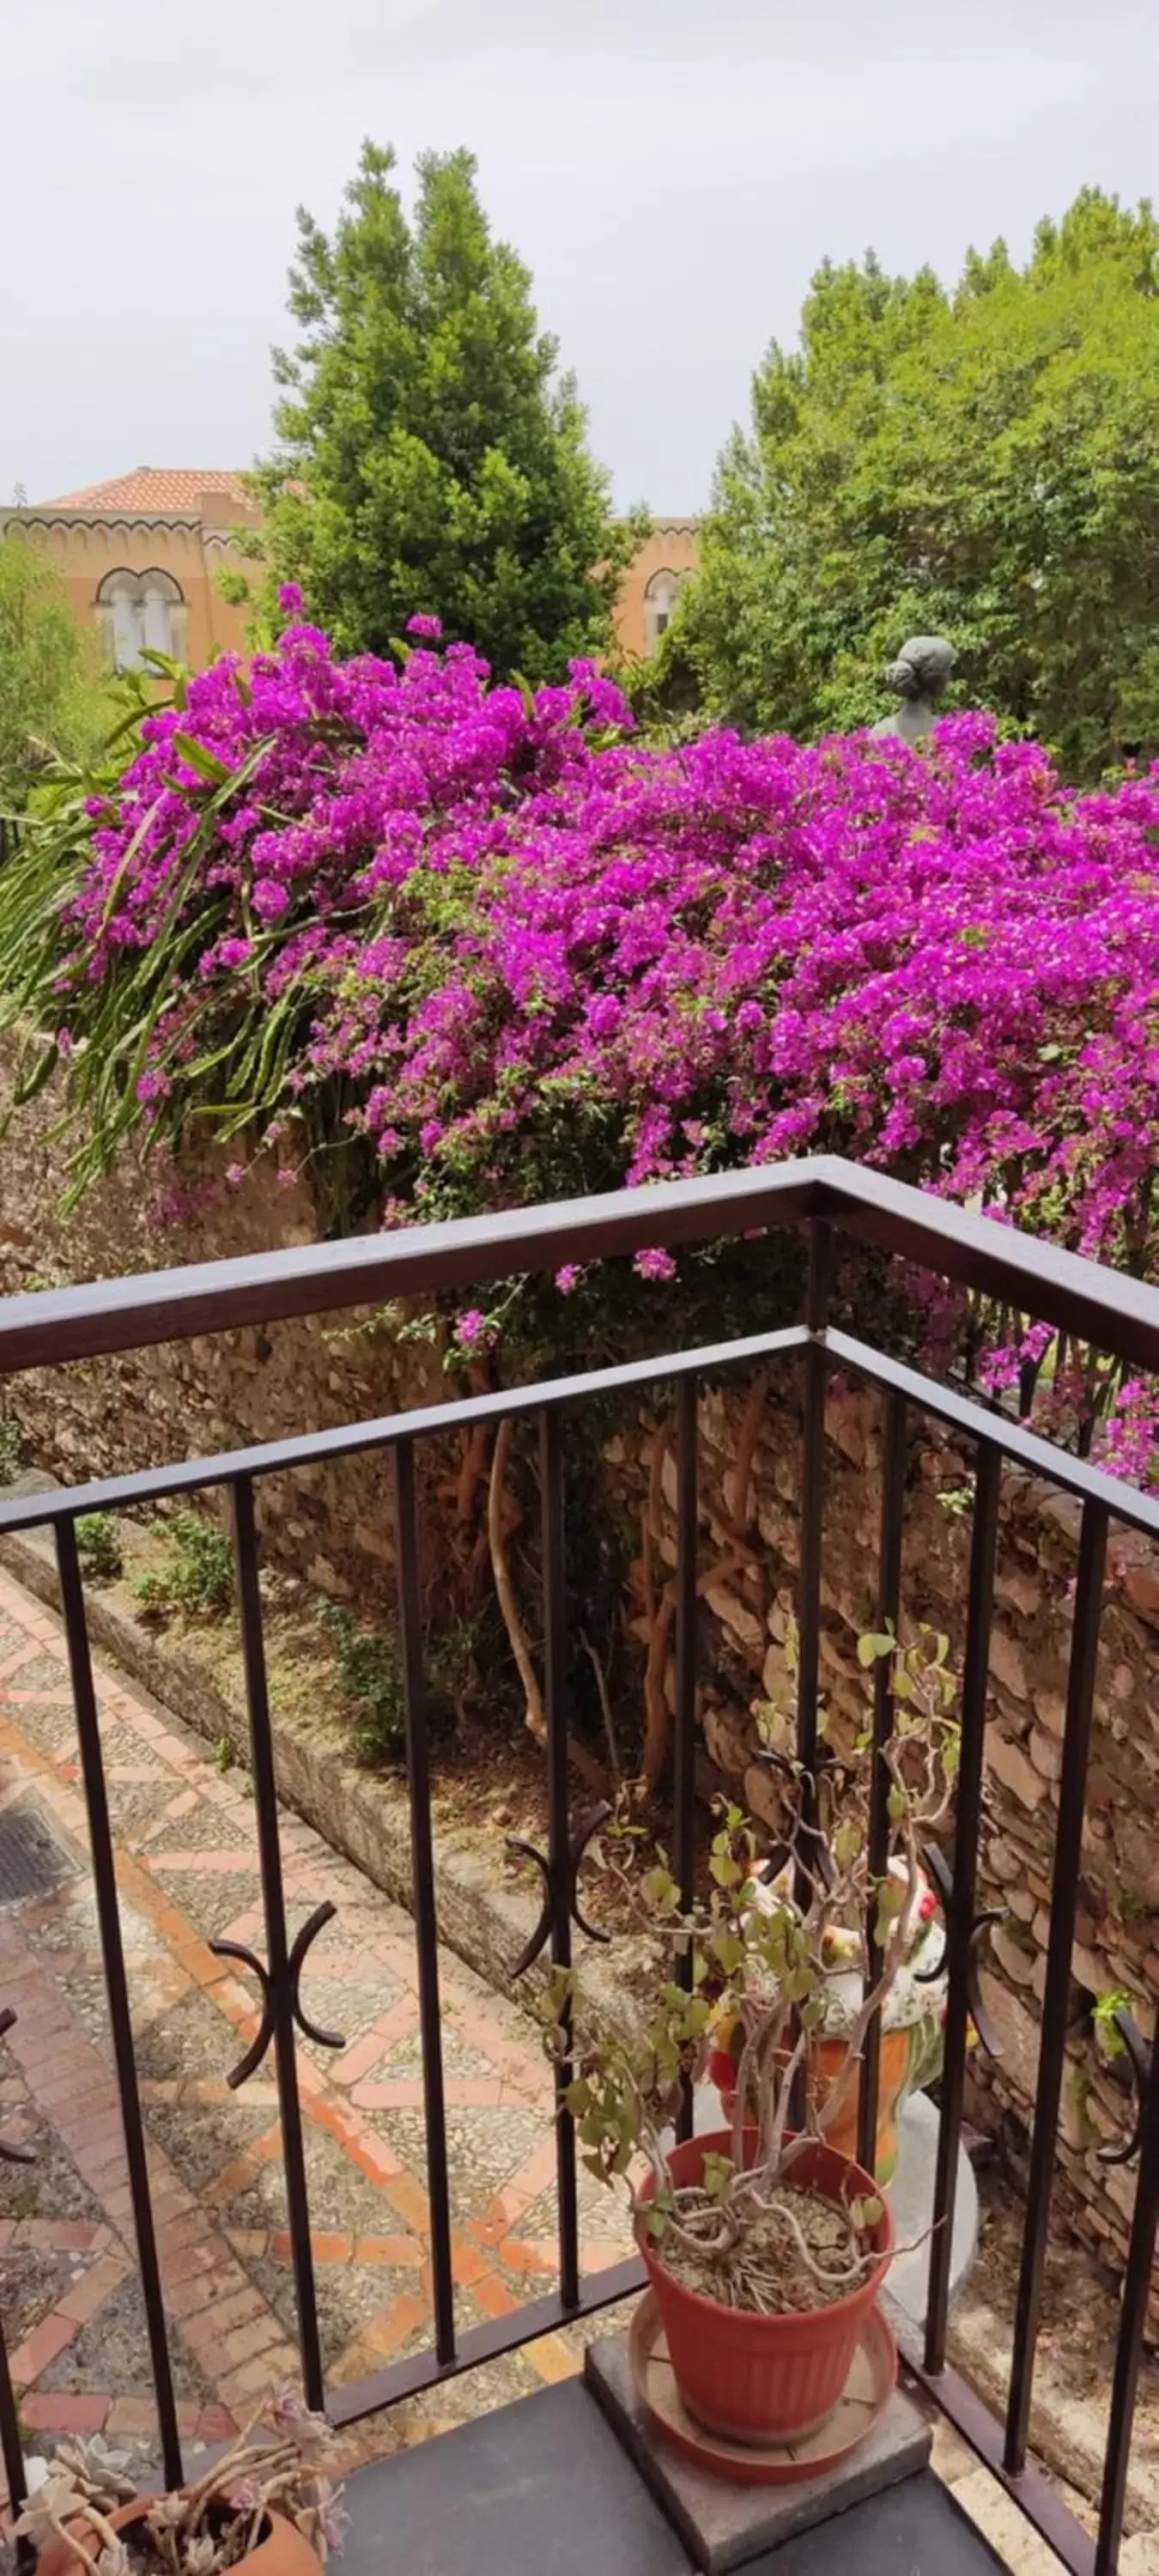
[1,1154,1157,2576]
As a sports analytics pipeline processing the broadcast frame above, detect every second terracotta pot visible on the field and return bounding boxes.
[803,2028,913,2183]
[39,2501,322,2576]
[713,2026,913,2183]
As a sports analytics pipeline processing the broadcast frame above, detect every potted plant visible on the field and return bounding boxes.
[18,2391,346,2576]
[555,1626,958,2445]
[706,1624,952,2182]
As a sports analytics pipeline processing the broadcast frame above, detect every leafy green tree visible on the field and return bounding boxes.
[0,538,104,803]
[679,190,1159,775]
[252,141,640,678]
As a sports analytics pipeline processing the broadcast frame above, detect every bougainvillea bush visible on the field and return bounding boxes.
[3,594,1159,1467]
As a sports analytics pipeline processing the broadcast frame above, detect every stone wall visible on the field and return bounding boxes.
[0,1048,454,1603]
[3,1050,1158,2293]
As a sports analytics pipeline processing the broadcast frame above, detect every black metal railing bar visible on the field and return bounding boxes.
[857,1387,907,2177]
[3,1154,1159,1376]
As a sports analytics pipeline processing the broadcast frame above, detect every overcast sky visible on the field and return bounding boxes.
[7,0,1159,514]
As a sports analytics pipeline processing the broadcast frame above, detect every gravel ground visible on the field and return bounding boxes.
[39,2275,210,2402]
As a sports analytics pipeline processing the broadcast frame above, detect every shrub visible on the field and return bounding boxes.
[5,608,1159,1469]
[0,535,110,805]
[75,1512,124,1581]
[323,1601,493,1767]
[323,1605,407,1765]
[133,1511,234,1619]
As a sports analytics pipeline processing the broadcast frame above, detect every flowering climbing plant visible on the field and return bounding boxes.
[4,598,1159,1471]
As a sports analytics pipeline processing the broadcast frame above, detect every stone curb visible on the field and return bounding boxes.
[945,2293,1159,2543]
[0,1503,632,2046]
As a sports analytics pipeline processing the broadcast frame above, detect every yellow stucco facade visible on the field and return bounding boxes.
[1,471,258,675]
[3,470,697,674]
[612,517,700,662]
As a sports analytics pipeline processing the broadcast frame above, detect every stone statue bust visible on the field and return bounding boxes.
[872,635,956,743]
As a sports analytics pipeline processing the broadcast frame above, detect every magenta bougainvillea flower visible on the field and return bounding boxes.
[29,603,1159,1473]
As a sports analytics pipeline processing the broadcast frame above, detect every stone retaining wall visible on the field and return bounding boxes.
[0,1049,449,1601]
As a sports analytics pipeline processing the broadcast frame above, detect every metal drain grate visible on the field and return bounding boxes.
[0,1804,81,1906]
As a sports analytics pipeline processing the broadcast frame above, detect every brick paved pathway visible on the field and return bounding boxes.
[0,1568,631,2464]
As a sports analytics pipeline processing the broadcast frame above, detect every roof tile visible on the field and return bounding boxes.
[33,468,252,515]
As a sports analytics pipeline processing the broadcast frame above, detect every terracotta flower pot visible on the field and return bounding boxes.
[638,2126,894,2445]
[806,2027,913,2184]
[39,2500,323,2576]
[710,2025,913,2183]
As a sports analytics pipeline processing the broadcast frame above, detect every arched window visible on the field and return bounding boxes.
[96,568,187,670]
[644,567,682,657]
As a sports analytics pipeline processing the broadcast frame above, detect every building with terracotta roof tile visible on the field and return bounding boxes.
[2,469,261,671]
[2,467,696,674]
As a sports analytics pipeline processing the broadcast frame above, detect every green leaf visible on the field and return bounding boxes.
[171,732,232,787]
[876,1879,906,1937]
[1093,1988,1133,2059]
[12,1036,60,1109]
